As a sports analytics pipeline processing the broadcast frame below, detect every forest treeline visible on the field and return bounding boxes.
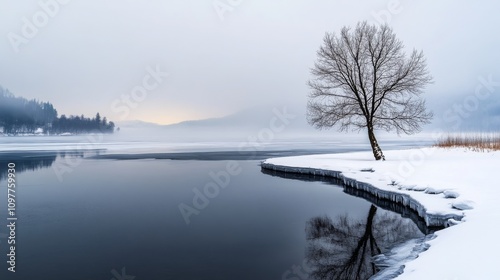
[0,86,115,134]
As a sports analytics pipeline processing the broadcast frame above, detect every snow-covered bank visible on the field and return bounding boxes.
[260,163,463,228]
[262,148,500,279]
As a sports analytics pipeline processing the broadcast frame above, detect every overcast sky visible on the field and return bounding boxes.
[1,0,499,126]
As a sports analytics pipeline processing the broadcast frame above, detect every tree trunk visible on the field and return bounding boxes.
[367,126,385,161]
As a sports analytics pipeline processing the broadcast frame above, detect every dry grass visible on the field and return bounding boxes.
[435,133,500,151]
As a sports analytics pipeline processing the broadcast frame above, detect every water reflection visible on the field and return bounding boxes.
[261,166,343,184]
[305,205,424,280]
[0,150,103,180]
[262,168,438,234]
[344,188,440,234]
[0,152,57,180]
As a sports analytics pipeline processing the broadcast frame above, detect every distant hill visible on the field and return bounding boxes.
[425,91,500,132]
[114,106,318,141]
[116,120,161,128]
[162,106,311,131]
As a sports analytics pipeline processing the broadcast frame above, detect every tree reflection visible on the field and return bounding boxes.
[0,152,57,180]
[0,150,103,181]
[305,205,423,280]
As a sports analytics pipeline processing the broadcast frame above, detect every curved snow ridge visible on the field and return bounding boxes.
[260,163,463,228]
[370,234,435,280]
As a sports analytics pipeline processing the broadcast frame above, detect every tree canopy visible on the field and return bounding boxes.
[307,22,433,160]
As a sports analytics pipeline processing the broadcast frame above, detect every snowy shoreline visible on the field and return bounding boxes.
[261,162,463,228]
[262,147,499,279]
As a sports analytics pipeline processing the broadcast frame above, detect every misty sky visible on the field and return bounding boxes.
[1,0,499,127]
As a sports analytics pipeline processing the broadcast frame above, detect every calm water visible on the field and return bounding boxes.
[0,150,425,280]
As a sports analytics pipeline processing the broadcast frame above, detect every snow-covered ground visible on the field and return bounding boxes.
[263,147,500,279]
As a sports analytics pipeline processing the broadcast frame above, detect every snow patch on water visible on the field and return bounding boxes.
[370,235,435,280]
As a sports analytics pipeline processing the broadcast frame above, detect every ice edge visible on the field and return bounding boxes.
[260,162,463,228]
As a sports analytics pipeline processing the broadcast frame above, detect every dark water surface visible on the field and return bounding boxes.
[0,151,425,280]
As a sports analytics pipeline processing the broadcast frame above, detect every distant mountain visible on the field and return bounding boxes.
[116,120,161,128]
[116,106,317,141]
[162,106,311,132]
[426,91,500,132]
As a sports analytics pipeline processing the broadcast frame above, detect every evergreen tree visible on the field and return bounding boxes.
[0,86,115,135]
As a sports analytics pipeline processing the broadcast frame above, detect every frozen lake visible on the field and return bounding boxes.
[0,137,430,279]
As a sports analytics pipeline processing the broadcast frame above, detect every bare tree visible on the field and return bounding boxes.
[307,21,433,160]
